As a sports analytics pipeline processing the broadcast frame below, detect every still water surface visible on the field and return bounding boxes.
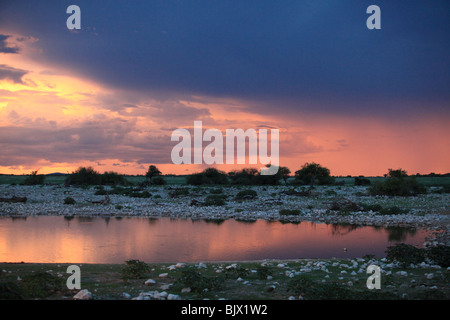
[0,216,428,263]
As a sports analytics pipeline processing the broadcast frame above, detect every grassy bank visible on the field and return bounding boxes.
[1,259,448,300]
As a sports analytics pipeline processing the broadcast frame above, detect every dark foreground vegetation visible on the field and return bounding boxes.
[0,243,448,300]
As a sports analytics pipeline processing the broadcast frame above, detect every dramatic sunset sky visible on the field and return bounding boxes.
[0,1,449,176]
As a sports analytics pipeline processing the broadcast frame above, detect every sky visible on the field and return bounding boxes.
[0,0,449,176]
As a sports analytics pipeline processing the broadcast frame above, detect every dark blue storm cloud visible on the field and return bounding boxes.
[0,0,449,115]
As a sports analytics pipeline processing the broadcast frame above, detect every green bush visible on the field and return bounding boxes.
[235,189,258,200]
[149,176,166,185]
[224,266,249,279]
[23,171,45,185]
[426,245,450,267]
[288,277,356,300]
[256,266,273,280]
[204,194,227,206]
[121,260,150,280]
[187,168,229,185]
[385,243,426,267]
[176,269,224,293]
[64,197,76,205]
[368,169,426,196]
[0,282,24,299]
[65,167,128,186]
[355,176,371,186]
[101,171,129,186]
[294,162,335,186]
[20,272,65,299]
[129,191,152,198]
[209,188,224,194]
[169,187,190,197]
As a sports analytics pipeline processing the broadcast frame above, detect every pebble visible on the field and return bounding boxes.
[158,273,168,278]
[145,279,156,285]
[73,289,92,300]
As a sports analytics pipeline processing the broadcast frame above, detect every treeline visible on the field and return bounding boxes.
[17,163,449,197]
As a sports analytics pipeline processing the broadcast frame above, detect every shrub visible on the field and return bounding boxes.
[176,269,223,293]
[287,277,356,300]
[256,265,273,280]
[129,191,152,198]
[23,170,45,185]
[204,194,227,206]
[368,169,426,196]
[235,189,257,200]
[385,243,426,267]
[149,176,166,185]
[224,266,249,279]
[294,162,334,186]
[101,171,128,186]
[169,187,190,197]
[279,209,302,215]
[355,176,371,186]
[64,197,76,205]
[0,282,24,299]
[20,272,65,299]
[187,168,229,185]
[65,167,102,186]
[426,245,450,268]
[65,167,128,186]
[121,260,150,280]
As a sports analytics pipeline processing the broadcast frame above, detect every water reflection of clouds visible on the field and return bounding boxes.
[0,217,429,263]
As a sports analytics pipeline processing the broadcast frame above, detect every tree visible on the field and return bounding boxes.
[146,165,162,179]
[294,162,334,186]
[278,166,291,185]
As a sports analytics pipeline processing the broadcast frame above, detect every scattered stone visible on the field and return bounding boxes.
[122,292,131,299]
[158,273,169,278]
[145,279,156,285]
[168,293,181,300]
[73,289,92,300]
[181,287,191,293]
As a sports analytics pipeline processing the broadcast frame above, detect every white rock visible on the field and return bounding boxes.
[181,287,191,293]
[426,273,434,279]
[160,284,172,290]
[266,276,273,280]
[198,263,207,269]
[277,263,285,268]
[347,281,353,286]
[122,292,131,299]
[158,273,168,278]
[159,291,168,298]
[168,294,181,300]
[236,277,243,282]
[175,263,186,268]
[288,296,296,300]
[145,279,156,285]
[73,289,92,300]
